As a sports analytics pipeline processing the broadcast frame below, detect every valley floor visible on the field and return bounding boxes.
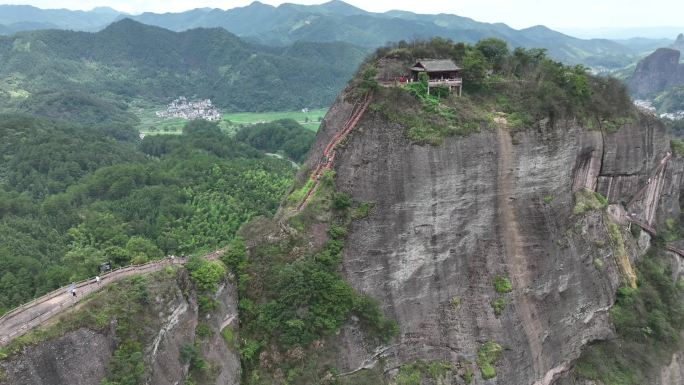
[134,105,327,135]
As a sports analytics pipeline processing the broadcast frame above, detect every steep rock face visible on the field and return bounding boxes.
[596,114,683,227]
[308,91,681,384]
[0,329,113,385]
[628,48,684,97]
[672,33,684,54]
[0,269,241,385]
[146,271,199,385]
[659,352,684,385]
[200,281,241,385]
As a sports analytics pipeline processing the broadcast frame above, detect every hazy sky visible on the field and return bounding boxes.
[5,0,684,30]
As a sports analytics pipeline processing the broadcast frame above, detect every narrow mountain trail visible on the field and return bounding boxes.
[296,91,373,211]
[1,92,375,345]
[0,250,224,347]
[495,118,545,378]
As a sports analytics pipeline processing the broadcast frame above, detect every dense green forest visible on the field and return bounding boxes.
[0,113,304,315]
[0,18,329,317]
[0,19,367,113]
[235,119,316,163]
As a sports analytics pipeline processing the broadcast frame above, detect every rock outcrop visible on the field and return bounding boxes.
[628,48,684,97]
[0,269,241,385]
[671,33,684,54]
[302,88,684,384]
[0,329,113,385]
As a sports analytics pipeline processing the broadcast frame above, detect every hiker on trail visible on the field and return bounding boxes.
[95,276,100,285]
[68,283,76,297]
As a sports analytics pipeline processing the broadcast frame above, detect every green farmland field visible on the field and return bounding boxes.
[135,106,327,135]
[222,108,327,131]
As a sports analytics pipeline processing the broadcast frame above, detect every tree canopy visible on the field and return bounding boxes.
[0,114,297,314]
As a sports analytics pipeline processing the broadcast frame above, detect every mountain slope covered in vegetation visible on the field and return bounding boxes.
[129,0,651,68]
[0,19,368,112]
[0,2,665,69]
[0,112,316,315]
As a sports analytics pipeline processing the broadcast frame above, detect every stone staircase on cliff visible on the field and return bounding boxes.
[296,91,373,211]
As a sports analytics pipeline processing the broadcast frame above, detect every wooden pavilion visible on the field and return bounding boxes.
[409,59,463,96]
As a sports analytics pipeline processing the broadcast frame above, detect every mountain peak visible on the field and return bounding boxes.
[101,18,164,34]
[90,6,122,15]
[106,17,142,27]
[317,0,367,15]
[247,1,273,9]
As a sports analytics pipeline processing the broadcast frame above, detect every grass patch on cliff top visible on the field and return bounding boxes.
[574,247,684,384]
[671,139,684,157]
[351,202,374,220]
[492,275,512,293]
[476,341,503,380]
[490,297,506,317]
[573,189,608,215]
[391,360,454,385]
[370,86,482,146]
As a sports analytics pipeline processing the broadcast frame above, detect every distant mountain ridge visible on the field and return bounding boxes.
[0,19,368,111]
[0,4,124,31]
[0,1,672,68]
[127,0,643,66]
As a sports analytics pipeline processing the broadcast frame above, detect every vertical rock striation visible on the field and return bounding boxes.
[306,90,682,384]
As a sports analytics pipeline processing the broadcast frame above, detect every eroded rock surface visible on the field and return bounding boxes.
[303,90,682,384]
[0,329,113,385]
[0,270,240,385]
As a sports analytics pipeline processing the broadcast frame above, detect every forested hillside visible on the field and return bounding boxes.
[129,0,654,68]
[235,119,316,163]
[0,19,368,112]
[0,112,315,315]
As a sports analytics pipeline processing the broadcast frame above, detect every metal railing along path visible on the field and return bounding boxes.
[0,250,223,346]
